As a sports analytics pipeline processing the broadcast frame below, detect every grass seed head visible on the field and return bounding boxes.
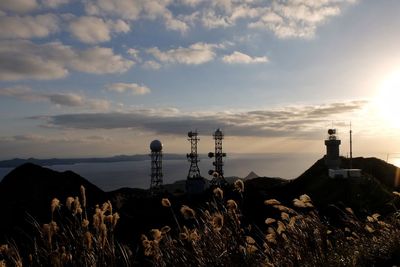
[180,205,196,219]
[212,213,224,231]
[265,218,276,225]
[234,179,245,193]
[281,212,290,221]
[161,198,171,208]
[213,187,224,199]
[51,198,60,214]
[226,199,238,210]
[80,185,86,207]
[66,197,74,210]
[264,199,281,206]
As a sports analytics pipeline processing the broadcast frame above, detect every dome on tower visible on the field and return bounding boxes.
[150,140,163,152]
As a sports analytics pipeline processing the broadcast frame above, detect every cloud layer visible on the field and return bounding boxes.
[0,40,134,80]
[0,86,110,110]
[34,101,366,138]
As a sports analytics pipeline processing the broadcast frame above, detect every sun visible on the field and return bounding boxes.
[375,70,400,128]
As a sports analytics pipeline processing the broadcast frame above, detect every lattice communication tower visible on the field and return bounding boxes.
[208,129,227,185]
[187,131,201,179]
[150,139,163,191]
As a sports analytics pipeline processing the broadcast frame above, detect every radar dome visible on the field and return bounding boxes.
[328,129,336,135]
[150,140,163,152]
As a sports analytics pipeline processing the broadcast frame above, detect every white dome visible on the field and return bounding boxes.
[150,139,163,152]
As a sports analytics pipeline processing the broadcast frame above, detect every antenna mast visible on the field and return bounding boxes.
[208,128,227,186]
[187,131,201,179]
[349,122,353,169]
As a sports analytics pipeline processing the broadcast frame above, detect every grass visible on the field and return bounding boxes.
[2,183,400,266]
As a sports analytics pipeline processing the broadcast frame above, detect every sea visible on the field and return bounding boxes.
[0,153,321,191]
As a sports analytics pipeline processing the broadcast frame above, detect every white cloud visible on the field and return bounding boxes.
[0,14,60,39]
[41,0,69,8]
[248,0,351,38]
[179,0,202,7]
[0,86,110,110]
[127,48,142,62]
[147,42,218,65]
[142,60,161,70]
[106,82,151,95]
[0,0,38,13]
[0,40,134,80]
[85,0,188,33]
[186,0,356,38]
[69,16,130,44]
[222,51,268,64]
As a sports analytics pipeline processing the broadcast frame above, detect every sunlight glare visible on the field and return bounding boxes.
[376,70,400,128]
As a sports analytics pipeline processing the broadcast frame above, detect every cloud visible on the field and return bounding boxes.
[0,134,113,144]
[41,0,69,8]
[106,82,151,95]
[142,60,161,70]
[68,16,130,44]
[33,101,367,138]
[222,51,268,64]
[85,0,188,33]
[248,0,352,38]
[0,0,38,13]
[0,40,134,81]
[147,42,219,65]
[0,86,110,110]
[180,0,357,38]
[0,14,60,39]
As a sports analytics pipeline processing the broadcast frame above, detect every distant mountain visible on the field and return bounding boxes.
[0,154,185,168]
[244,171,259,180]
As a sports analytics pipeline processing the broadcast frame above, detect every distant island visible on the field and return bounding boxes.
[0,153,185,168]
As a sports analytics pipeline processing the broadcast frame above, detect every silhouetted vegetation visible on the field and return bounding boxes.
[2,158,400,266]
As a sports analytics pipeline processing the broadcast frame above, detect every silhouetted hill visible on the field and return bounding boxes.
[243,157,396,227]
[0,154,185,168]
[1,157,399,246]
[342,157,400,189]
[0,163,106,241]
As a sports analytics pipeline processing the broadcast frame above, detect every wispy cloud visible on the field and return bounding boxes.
[33,101,367,138]
[106,82,151,95]
[147,42,221,65]
[0,86,110,110]
[222,51,268,64]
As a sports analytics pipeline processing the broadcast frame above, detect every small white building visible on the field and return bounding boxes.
[328,169,362,179]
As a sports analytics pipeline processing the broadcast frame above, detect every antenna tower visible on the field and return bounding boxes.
[187,131,201,179]
[150,140,163,192]
[208,129,227,185]
[349,122,353,169]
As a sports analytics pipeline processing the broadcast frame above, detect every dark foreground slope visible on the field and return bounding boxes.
[1,157,399,244]
[0,163,106,241]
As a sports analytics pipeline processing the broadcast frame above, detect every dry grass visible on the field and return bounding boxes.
[2,183,400,266]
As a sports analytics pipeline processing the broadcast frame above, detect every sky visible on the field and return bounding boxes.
[0,0,400,162]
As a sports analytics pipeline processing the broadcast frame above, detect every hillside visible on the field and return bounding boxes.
[243,157,396,227]
[0,163,106,241]
[1,157,399,244]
